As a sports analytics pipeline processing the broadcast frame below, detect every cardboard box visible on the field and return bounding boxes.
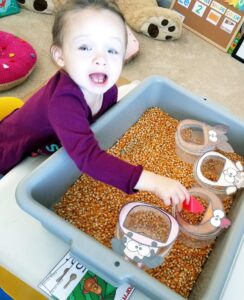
[16,76,244,300]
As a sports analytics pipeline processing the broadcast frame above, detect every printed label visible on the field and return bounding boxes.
[39,252,135,300]
[225,9,241,23]
[220,17,236,33]
[192,1,207,16]
[67,271,134,300]
[210,1,226,14]
[199,0,212,5]
[178,0,191,8]
[206,9,222,25]
[39,253,88,299]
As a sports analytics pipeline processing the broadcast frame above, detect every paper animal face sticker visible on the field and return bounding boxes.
[112,202,179,269]
[210,209,231,229]
[195,151,244,195]
[176,119,234,156]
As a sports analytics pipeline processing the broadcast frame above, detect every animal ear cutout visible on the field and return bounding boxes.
[213,124,229,134]
[217,134,228,142]
[217,141,234,153]
[236,161,244,171]
[210,124,234,153]
[111,238,125,256]
[142,255,164,268]
[226,186,237,195]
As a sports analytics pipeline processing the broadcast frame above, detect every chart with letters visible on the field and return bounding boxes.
[171,0,244,51]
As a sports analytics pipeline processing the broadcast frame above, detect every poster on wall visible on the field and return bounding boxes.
[170,0,244,51]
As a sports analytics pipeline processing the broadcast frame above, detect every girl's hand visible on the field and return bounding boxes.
[134,170,190,206]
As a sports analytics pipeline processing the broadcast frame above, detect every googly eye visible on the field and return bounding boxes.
[229,169,237,176]
[137,244,151,257]
[208,130,218,142]
[213,209,225,219]
[224,168,237,183]
[126,240,139,252]
[211,209,225,227]
[210,217,221,227]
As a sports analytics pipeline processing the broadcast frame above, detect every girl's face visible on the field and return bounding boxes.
[53,8,126,95]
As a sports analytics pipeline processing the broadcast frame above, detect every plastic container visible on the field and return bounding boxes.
[175,119,234,164]
[173,187,231,248]
[194,151,244,197]
[112,202,179,269]
[16,76,244,300]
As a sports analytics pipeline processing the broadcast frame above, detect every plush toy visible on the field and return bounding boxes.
[0,97,23,120]
[0,31,37,92]
[113,0,182,40]
[16,0,68,14]
[0,0,20,17]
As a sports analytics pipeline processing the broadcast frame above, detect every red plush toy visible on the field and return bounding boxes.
[0,31,37,91]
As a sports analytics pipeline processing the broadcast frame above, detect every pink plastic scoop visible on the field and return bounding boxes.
[183,196,205,214]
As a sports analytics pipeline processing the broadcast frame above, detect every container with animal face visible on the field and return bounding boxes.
[112,202,179,269]
[175,119,234,164]
[194,151,244,197]
[173,187,231,248]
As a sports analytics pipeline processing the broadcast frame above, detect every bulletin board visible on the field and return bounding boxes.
[170,0,244,51]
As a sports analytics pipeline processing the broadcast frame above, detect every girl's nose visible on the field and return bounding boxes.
[94,55,107,66]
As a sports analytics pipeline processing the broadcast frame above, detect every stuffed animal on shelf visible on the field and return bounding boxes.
[112,0,182,40]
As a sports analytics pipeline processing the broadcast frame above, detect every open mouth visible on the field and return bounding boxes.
[89,73,108,84]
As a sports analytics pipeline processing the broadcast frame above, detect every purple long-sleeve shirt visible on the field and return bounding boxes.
[0,71,142,193]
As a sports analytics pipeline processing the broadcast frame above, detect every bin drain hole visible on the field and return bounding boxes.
[114,261,120,267]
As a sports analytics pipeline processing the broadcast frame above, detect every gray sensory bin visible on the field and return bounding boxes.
[16,76,244,300]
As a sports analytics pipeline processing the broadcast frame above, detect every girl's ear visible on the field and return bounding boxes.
[50,45,64,68]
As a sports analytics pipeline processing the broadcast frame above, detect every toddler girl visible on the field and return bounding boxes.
[0,0,189,206]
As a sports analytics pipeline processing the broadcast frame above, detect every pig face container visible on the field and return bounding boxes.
[175,119,234,164]
[112,202,179,269]
[194,151,244,196]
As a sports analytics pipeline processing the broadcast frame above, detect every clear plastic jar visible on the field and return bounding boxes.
[173,187,230,248]
[193,151,244,198]
[112,202,179,269]
[175,119,233,164]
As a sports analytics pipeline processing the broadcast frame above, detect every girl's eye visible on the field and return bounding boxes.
[108,48,118,55]
[79,45,91,51]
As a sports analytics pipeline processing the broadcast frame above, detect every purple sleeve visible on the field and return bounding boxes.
[48,92,143,194]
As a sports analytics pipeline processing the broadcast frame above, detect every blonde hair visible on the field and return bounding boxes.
[52,0,127,47]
